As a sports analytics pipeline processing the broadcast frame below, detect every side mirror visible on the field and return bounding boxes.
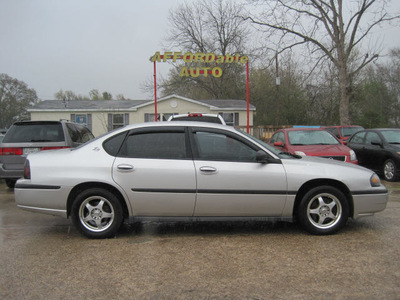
[256,150,270,163]
[274,141,283,147]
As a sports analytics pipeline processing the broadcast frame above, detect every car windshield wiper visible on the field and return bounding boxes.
[279,151,302,159]
[389,142,400,144]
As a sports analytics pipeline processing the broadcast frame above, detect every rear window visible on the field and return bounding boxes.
[3,123,65,143]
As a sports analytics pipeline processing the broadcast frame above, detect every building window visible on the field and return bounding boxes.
[144,113,161,122]
[162,113,178,121]
[71,114,92,131]
[112,114,124,129]
[220,112,239,126]
[108,113,129,131]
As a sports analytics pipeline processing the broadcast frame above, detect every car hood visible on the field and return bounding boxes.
[288,144,350,156]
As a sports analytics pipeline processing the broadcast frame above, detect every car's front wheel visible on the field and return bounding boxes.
[383,159,397,182]
[71,188,123,239]
[297,186,349,235]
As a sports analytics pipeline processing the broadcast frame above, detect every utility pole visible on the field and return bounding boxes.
[275,52,280,126]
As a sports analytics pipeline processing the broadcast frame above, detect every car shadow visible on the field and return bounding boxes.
[118,220,303,238]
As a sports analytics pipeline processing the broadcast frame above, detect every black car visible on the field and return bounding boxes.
[347,128,400,181]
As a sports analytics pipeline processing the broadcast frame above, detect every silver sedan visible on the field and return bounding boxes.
[15,122,388,238]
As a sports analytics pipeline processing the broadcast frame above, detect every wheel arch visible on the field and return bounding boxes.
[293,179,354,219]
[67,182,130,220]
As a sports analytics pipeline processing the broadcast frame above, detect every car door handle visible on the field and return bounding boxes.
[117,164,134,171]
[200,166,217,174]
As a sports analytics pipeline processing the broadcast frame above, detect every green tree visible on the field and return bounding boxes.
[250,54,309,126]
[54,89,81,101]
[0,73,38,128]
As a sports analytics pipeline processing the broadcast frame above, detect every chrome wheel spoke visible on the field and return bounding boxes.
[307,193,342,229]
[79,196,114,232]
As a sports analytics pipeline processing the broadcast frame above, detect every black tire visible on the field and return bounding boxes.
[5,179,17,189]
[297,186,349,235]
[383,159,398,182]
[71,188,123,239]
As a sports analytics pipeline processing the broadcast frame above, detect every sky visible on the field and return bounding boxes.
[0,0,399,101]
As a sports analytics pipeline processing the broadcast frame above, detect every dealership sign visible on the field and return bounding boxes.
[150,51,249,78]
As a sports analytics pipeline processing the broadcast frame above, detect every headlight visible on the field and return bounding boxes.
[295,151,306,156]
[370,173,381,187]
[350,150,357,161]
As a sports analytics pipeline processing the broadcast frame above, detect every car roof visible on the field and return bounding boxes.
[278,128,327,132]
[368,128,400,131]
[323,125,363,128]
[112,121,231,132]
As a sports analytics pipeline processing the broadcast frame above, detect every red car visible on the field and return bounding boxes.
[269,128,358,164]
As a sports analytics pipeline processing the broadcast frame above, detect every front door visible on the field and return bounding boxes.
[190,128,288,217]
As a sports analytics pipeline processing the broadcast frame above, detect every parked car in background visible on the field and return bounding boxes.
[323,125,364,144]
[269,128,358,164]
[347,128,400,181]
[168,113,226,125]
[15,122,387,239]
[0,120,94,188]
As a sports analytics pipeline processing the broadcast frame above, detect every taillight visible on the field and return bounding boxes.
[0,147,23,155]
[24,160,31,179]
[40,146,70,151]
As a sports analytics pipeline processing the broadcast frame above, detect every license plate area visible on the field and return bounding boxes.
[23,148,41,155]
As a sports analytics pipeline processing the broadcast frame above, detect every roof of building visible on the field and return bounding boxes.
[28,95,256,111]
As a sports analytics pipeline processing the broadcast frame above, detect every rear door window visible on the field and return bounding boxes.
[118,128,189,159]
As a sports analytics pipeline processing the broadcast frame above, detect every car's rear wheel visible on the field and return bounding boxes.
[297,186,349,235]
[5,179,16,189]
[71,188,123,239]
[383,159,397,182]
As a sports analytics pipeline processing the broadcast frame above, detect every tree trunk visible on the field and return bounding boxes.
[339,83,351,125]
[337,58,351,125]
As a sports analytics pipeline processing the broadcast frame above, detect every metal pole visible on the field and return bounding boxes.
[246,60,250,134]
[154,61,157,121]
[275,52,280,126]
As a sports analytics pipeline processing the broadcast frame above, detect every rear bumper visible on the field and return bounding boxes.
[14,180,70,218]
[0,163,24,179]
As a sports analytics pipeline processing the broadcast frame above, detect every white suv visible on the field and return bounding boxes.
[167,113,226,125]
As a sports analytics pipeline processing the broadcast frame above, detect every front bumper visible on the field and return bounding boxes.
[352,188,388,219]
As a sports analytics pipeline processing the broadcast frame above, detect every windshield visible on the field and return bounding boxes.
[340,126,363,137]
[381,130,400,144]
[237,130,294,159]
[288,130,340,145]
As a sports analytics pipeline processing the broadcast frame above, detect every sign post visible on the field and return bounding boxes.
[151,51,250,132]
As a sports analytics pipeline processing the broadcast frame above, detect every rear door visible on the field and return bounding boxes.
[112,126,197,216]
[190,127,288,217]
